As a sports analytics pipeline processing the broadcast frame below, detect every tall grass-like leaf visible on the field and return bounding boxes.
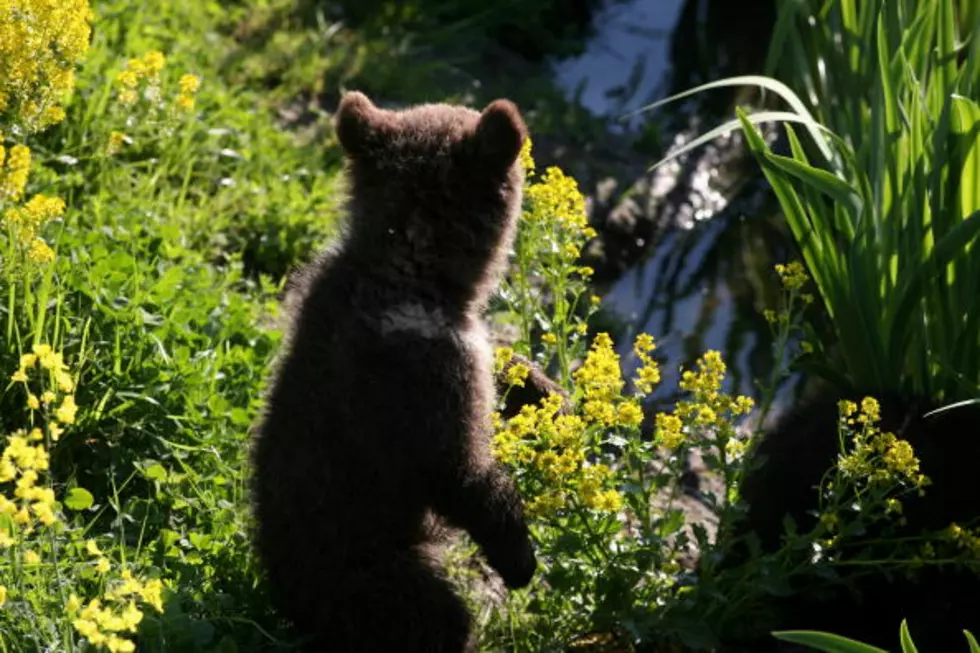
[772,630,890,653]
[966,630,980,653]
[640,0,980,401]
[899,620,920,653]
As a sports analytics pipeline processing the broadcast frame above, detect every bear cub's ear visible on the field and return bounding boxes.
[473,99,528,172]
[335,91,384,156]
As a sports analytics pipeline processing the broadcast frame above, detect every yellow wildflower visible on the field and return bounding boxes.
[116,69,138,89]
[95,557,110,574]
[493,347,514,374]
[0,585,6,607]
[56,371,74,392]
[85,539,103,556]
[117,89,137,106]
[524,166,588,231]
[592,489,624,512]
[107,635,136,652]
[26,393,39,410]
[56,395,78,424]
[178,73,201,95]
[0,0,92,129]
[573,333,623,425]
[616,401,644,427]
[175,94,195,111]
[140,578,164,613]
[655,413,685,450]
[541,332,558,345]
[107,131,127,156]
[859,396,881,424]
[66,593,82,613]
[1,145,31,200]
[505,362,530,388]
[527,491,565,516]
[774,261,809,291]
[518,137,535,176]
[23,550,40,564]
[141,51,166,76]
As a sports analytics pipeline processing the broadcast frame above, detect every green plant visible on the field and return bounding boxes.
[775,619,980,653]
[464,144,960,651]
[642,0,980,403]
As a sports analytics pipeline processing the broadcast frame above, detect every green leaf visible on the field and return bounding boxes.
[144,463,168,482]
[761,152,863,216]
[965,630,980,653]
[952,95,980,219]
[899,620,919,653]
[772,630,889,653]
[632,75,835,162]
[64,488,94,511]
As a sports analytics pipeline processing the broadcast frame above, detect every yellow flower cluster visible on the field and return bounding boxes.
[176,73,201,111]
[518,137,535,177]
[0,0,93,130]
[493,391,624,517]
[0,143,30,200]
[115,52,201,113]
[775,261,809,292]
[632,333,661,396]
[653,351,754,451]
[837,397,929,489]
[0,429,55,540]
[525,166,588,232]
[494,346,531,388]
[1,346,78,545]
[67,548,165,650]
[106,131,127,157]
[10,344,75,394]
[116,51,165,106]
[1,145,66,264]
[577,463,623,512]
[573,333,625,426]
[947,524,980,559]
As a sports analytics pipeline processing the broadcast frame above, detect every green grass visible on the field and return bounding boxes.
[1,0,344,648]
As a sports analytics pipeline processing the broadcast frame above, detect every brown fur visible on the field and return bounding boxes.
[251,92,536,652]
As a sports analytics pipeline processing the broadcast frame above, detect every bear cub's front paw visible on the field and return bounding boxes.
[491,536,537,590]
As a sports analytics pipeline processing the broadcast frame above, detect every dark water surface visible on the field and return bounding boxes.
[552,0,802,415]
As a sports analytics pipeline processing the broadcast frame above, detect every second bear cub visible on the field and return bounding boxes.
[251,92,536,652]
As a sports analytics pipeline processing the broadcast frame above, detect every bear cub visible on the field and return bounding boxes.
[251,92,537,652]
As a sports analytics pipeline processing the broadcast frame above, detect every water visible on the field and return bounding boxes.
[551,0,802,415]
[554,0,686,121]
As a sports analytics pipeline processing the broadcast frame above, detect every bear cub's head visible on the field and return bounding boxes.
[334,92,528,306]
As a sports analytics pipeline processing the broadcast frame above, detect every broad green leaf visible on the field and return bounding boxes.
[144,463,168,482]
[899,620,919,653]
[64,488,95,511]
[772,630,889,653]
